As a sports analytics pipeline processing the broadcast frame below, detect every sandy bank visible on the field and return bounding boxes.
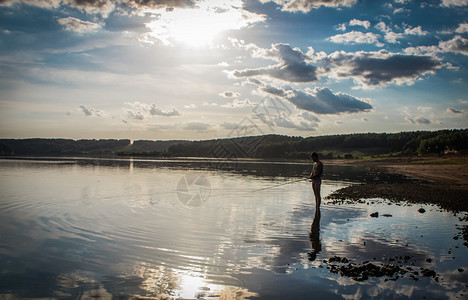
[325,155,468,190]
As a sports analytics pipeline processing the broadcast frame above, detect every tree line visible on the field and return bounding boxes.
[0,129,466,158]
[168,129,468,159]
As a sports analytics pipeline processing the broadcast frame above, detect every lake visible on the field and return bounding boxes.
[0,157,467,299]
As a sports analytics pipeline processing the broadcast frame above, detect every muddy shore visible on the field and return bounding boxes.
[325,155,468,212]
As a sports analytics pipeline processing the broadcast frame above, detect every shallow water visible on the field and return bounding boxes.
[0,158,466,299]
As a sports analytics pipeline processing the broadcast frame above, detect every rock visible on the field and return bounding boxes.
[421,268,436,278]
[418,208,426,213]
[370,212,379,218]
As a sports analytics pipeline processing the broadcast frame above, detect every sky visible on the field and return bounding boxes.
[0,0,467,141]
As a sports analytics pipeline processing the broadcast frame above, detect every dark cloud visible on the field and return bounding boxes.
[261,85,288,97]
[416,117,431,124]
[234,44,317,83]
[66,0,115,16]
[287,87,372,114]
[447,107,463,114]
[263,86,372,115]
[220,91,240,98]
[324,51,442,87]
[260,0,357,12]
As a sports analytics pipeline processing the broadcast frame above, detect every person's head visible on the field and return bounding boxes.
[311,152,319,161]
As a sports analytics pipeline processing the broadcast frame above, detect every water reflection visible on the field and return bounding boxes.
[308,207,322,262]
[0,157,466,299]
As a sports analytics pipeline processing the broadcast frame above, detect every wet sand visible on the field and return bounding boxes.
[326,155,468,190]
[383,163,468,189]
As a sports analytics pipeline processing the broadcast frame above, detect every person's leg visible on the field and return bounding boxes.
[312,182,321,207]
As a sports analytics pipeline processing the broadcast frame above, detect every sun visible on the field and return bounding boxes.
[144,0,264,47]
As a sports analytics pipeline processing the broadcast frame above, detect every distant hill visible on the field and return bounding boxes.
[1,129,467,158]
[0,138,183,156]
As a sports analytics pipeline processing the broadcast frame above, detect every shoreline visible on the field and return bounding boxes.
[325,155,468,190]
[326,155,468,213]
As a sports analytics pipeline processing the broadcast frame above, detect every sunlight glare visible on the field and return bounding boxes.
[144,0,264,47]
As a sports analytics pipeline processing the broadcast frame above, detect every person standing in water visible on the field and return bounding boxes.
[309,152,323,207]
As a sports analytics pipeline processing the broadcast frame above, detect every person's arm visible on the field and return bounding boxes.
[310,164,318,179]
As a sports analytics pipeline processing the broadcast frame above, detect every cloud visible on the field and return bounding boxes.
[439,35,468,55]
[328,31,383,47]
[393,7,410,14]
[220,91,240,98]
[406,117,431,124]
[261,84,289,97]
[349,19,370,29]
[404,26,428,36]
[148,104,180,116]
[375,22,404,43]
[447,107,463,114]
[456,23,468,33]
[80,105,105,116]
[125,0,197,11]
[233,44,317,83]
[126,110,145,120]
[287,87,372,114]
[0,0,199,17]
[123,102,180,121]
[183,122,212,131]
[0,0,60,9]
[221,99,257,108]
[270,114,318,131]
[202,101,218,106]
[404,35,468,56]
[441,0,468,7]
[65,0,115,17]
[322,50,442,87]
[0,0,115,17]
[298,111,319,122]
[57,17,102,33]
[259,0,358,12]
[262,86,372,115]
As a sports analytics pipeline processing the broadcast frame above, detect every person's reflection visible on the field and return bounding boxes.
[308,207,322,261]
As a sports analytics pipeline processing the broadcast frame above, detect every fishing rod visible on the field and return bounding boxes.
[250,177,311,193]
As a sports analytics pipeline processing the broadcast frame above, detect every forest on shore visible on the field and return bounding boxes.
[0,129,467,159]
